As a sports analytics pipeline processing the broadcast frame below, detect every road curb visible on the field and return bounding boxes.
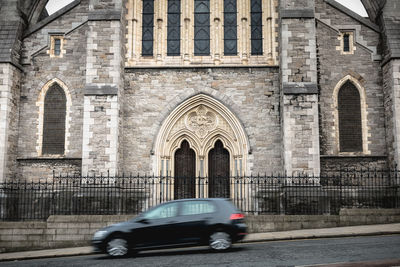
[0,247,94,262]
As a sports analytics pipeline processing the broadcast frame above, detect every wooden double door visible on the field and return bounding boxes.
[174,140,229,199]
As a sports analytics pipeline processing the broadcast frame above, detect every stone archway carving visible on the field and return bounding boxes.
[153,94,249,177]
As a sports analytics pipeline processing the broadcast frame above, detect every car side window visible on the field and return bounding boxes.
[143,202,178,219]
[181,201,216,216]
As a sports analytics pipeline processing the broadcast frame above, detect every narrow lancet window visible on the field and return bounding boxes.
[194,0,210,56]
[42,84,66,155]
[167,0,181,56]
[54,38,61,56]
[250,0,262,55]
[142,0,154,56]
[224,0,237,55]
[338,81,362,152]
[343,33,350,52]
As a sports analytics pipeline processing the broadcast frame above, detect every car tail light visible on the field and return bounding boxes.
[230,213,244,220]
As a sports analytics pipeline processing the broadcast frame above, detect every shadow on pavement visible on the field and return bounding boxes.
[95,246,246,260]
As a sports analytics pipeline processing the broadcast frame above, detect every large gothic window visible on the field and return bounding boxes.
[338,81,362,152]
[142,0,154,56]
[250,0,262,55]
[167,0,181,56]
[224,0,237,55]
[42,84,66,155]
[194,0,210,56]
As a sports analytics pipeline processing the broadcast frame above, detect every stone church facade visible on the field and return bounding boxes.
[0,0,399,183]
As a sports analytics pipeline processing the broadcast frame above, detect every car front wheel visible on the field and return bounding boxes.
[106,237,129,257]
[209,231,232,251]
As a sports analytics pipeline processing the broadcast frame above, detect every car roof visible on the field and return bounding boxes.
[169,198,230,203]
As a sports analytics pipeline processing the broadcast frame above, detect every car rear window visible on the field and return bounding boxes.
[181,200,216,216]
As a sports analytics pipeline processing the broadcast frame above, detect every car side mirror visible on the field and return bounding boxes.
[138,218,150,224]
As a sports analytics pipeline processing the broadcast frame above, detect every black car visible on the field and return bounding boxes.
[92,198,247,257]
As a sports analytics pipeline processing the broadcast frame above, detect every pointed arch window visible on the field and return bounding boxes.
[250,0,263,55]
[42,84,66,155]
[167,0,181,56]
[338,81,362,152]
[224,0,237,55]
[194,0,210,56]
[343,33,350,52]
[142,0,154,56]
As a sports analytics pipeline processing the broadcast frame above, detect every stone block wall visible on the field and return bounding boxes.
[282,94,320,174]
[123,67,281,175]
[320,156,388,175]
[82,95,119,175]
[281,0,313,9]
[280,0,320,175]
[383,60,400,168]
[0,64,21,182]
[81,0,124,176]
[0,215,132,253]
[17,159,81,182]
[246,209,400,233]
[281,19,316,84]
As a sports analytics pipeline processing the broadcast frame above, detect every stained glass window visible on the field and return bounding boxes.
[251,0,262,55]
[142,0,154,56]
[224,0,237,55]
[167,0,181,56]
[194,0,210,56]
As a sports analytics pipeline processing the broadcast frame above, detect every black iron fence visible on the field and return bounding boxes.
[0,169,399,221]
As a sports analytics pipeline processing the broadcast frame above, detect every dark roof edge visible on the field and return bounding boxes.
[24,0,82,38]
[0,60,24,71]
[324,0,380,32]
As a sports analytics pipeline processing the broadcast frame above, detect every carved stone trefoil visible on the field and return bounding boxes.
[185,105,217,138]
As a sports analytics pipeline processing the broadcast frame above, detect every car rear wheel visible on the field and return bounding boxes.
[209,231,232,251]
[106,237,129,257]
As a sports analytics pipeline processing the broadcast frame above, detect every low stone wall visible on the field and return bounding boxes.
[0,215,132,253]
[247,209,400,233]
[1,209,399,253]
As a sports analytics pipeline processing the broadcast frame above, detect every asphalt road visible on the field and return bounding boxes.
[1,235,400,267]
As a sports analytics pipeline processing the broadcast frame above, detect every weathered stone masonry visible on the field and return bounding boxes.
[82,0,124,176]
[316,0,386,170]
[0,0,399,181]
[280,0,320,175]
[123,67,281,175]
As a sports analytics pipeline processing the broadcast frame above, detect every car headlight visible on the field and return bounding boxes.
[93,230,108,240]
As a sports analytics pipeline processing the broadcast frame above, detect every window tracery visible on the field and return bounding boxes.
[126,0,277,66]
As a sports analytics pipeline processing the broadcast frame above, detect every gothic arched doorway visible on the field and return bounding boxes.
[208,140,230,198]
[174,140,196,199]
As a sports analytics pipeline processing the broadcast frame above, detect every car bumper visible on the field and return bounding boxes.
[92,240,105,253]
[232,223,247,241]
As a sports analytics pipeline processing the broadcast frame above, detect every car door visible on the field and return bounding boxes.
[176,200,217,244]
[133,202,180,248]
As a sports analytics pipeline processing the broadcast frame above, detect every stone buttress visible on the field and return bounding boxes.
[280,0,320,175]
[82,0,124,175]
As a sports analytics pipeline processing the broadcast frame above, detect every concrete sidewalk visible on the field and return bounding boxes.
[1,223,399,262]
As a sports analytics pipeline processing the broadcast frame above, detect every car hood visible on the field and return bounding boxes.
[100,220,144,233]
